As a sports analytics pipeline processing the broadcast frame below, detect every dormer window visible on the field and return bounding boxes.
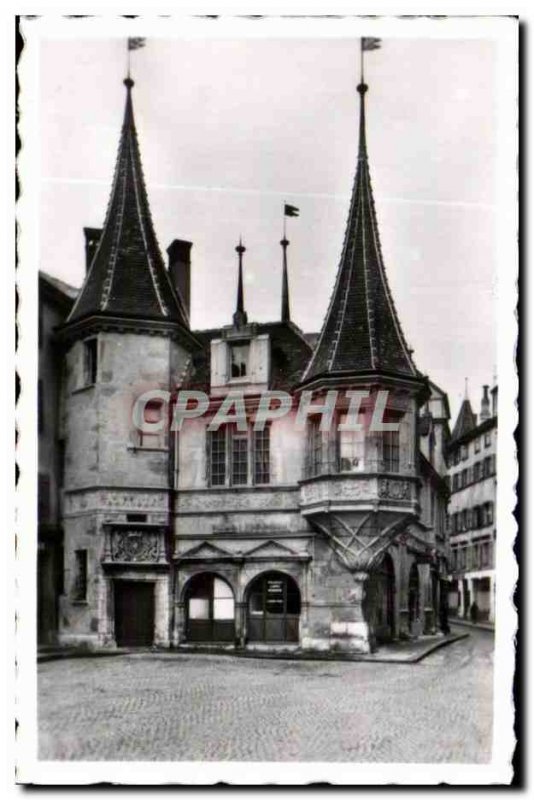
[230,343,249,379]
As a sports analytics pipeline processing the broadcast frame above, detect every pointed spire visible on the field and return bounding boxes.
[233,238,248,328]
[280,236,291,323]
[301,64,418,386]
[451,397,477,440]
[67,77,189,328]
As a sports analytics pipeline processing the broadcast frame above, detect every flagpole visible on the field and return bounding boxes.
[360,38,364,84]
[283,207,286,239]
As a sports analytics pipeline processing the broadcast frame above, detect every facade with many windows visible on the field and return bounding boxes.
[447,386,497,623]
[39,66,452,654]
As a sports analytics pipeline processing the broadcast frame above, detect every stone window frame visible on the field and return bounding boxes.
[73,549,88,603]
[207,423,271,488]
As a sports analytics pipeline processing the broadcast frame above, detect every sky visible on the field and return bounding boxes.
[38,31,501,423]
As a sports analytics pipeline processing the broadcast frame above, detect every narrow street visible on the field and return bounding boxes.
[38,628,493,763]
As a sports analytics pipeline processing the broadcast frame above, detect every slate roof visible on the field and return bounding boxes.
[182,322,313,392]
[450,398,478,441]
[67,79,190,329]
[301,82,418,385]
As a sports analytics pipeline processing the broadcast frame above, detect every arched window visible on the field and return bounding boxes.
[247,572,301,643]
[184,573,235,642]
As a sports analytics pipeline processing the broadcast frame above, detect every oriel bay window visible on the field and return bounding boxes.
[338,412,365,473]
[208,424,271,487]
[380,430,400,473]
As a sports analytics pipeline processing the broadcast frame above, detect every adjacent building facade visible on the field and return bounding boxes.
[37,272,77,643]
[446,386,498,624]
[39,67,452,653]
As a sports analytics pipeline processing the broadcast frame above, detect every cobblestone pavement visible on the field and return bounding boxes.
[38,628,493,763]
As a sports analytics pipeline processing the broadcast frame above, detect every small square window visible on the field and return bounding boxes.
[83,338,98,386]
[230,343,249,378]
[126,513,147,523]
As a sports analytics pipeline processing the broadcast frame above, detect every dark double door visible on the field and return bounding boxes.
[247,572,300,643]
[114,581,155,647]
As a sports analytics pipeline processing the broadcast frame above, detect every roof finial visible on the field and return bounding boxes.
[280,235,291,323]
[233,237,248,328]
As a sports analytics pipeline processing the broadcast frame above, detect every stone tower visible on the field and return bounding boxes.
[297,78,438,652]
[57,77,198,647]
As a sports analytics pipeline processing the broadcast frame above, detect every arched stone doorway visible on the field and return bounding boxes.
[184,573,235,643]
[373,553,396,643]
[246,571,301,643]
[408,563,420,632]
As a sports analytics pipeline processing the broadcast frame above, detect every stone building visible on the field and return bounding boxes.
[40,65,452,653]
[446,385,497,624]
[37,272,77,642]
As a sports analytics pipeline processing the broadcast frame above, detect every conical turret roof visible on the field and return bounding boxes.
[67,78,190,328]
[451,398,477,441]
[301,81,418,385]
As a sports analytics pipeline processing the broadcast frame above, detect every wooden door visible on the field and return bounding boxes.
[114,581,155,647]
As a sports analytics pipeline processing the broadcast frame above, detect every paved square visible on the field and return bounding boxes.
[38,628,493,762]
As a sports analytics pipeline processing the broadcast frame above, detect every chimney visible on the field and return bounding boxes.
[480,384,491,422]
[83,227,102,273]
[167,239,192,319]
[491,384,498,417]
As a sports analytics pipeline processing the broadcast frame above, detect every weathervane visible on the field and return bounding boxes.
[126,37,146,81]
[360,36,381,84]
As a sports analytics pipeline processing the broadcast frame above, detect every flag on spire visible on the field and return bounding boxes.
[128,37,146,51]
[361,37,381,51]
[284,204,300,218]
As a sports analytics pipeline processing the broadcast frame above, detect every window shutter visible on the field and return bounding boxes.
[210,340,229,387]
[250,335,270,384]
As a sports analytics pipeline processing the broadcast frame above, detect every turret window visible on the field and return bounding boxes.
[380,431,400,473]
[338,413,365,473]
[83,338,98,386]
